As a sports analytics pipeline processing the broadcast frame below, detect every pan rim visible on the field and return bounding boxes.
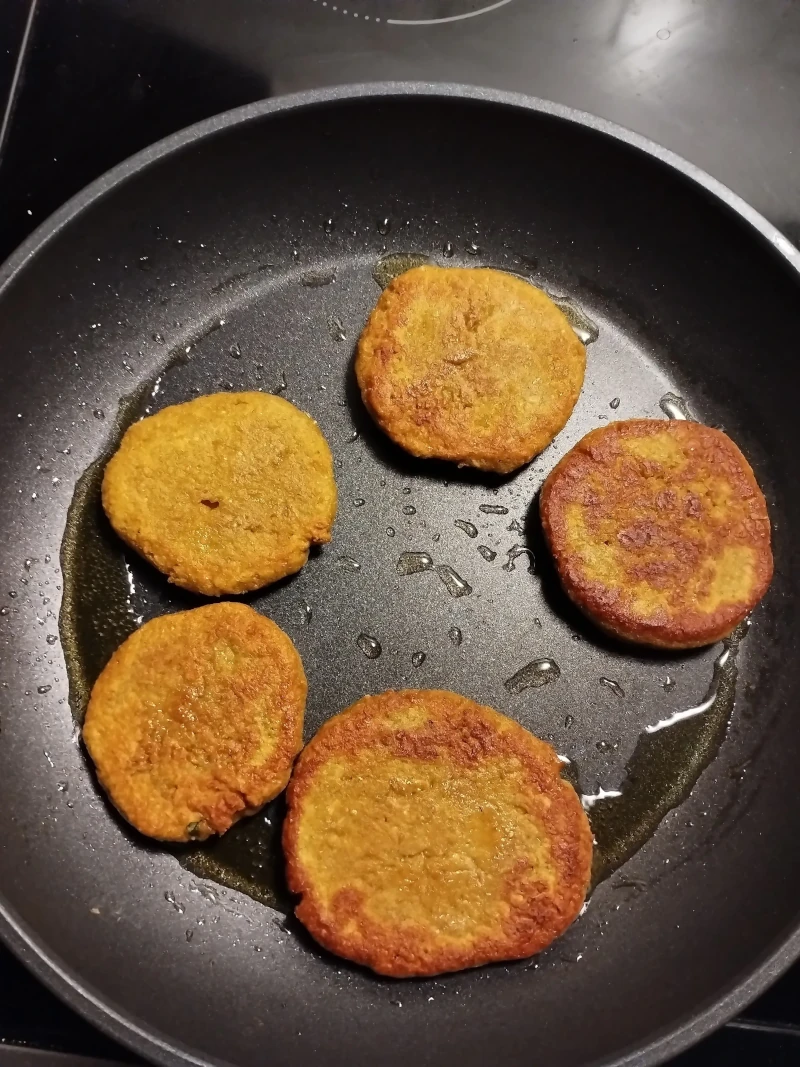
[1,80,799,1067]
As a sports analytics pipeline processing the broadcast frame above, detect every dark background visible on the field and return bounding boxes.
[1,1,799,1064]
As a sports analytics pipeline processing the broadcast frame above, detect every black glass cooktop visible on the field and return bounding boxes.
[1,2,799,1063]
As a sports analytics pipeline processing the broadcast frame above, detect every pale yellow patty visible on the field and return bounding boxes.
[355,266,586,474]
[283,689,592,977]
[540,419,773,648]
[102,392,337,596]
[83,603,306,842]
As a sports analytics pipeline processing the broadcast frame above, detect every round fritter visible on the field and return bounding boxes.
[283,689,592,977]
[540,419,773,649]
[83,602,306,842]
[355,266,586,474]
[102,391,337,596]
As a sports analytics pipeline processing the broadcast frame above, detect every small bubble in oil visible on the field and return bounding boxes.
[353,497,366,508]
[37,684,52,694]
[454,519,478,538]
[46,634,57,645]
[328,316,346,342]
[377,218,391,235]
[507,518,525,534]
[448,626,463,647]
[436,565,472,598]
[599,677,625,698]
[93,409,105,420]
[662,676,676,692]
[229,343,242,359]
[323,218,335,235]
[386,526,396,537]
[337,556,361,571]
[503,545,535,572]
[411,651,427,668]
[272,371,287,395]
[402,505,417,516]
[504,658,561,694]
[477,545,496,562]
[564,714,575,728]
[466,241,480,256]
[659,392,691,420]
[357,633,382,659]
[610,397,621,410]
[396,552,433,576]
[442,241,454,258]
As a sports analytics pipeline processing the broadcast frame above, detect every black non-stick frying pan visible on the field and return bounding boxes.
[1,83,799,1067]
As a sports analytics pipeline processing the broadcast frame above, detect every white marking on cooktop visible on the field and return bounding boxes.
[388,0,516,25]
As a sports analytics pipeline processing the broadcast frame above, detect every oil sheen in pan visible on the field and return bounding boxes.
[59,260,746,911]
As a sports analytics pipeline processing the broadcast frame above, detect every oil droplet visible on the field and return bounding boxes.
[229,343,242,359]
[353,498,366,508]
[377,218,391,236]
[93,409,105,420]
[657,26,671,39]
[466,241,480,256]
[37,684,52,694]
[504,658,561,694]
[550,296,599,345]
[477,545,496,562]
[503,545,535,572]
[337,556,361,571]
[164,891,185,914]
[564,714,575,728]
[272,371,287,395]
[323,218,335,235]
[301,602,312,626]
[152,332,165,344]
[442,241,454,258]
[386,527,396,537]
[596,739,619,752]
[396,552,433,575]
[348,430,359,442]
[402,487,412,495]
[402,505,417,516]
[599,678,625,698]
[328,316,346,342]
[659,392,691,420]
[185,929,194,943]
[0,607,10,616]
[301,267,336,288]
[479,504,508,515]
[610,397,621,410]
[507,518,525,534]
[662,676,676,692]
[454,519,478,538]
[582,787,622,810]
[46,634,57,645]
[436,565,472,598]
[411,651,427,668]
[373,253,430,289]
[448,626,463,646]
[56,781,68,792]
[357,633,382,659]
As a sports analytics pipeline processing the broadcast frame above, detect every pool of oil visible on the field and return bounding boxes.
[59,251,748,914]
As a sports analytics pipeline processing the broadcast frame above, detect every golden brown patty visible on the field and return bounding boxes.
[283,689,592,977]
[540,419,773,648]
[355,266,586,474]
[102,392,337,596]
[83,602,306,842]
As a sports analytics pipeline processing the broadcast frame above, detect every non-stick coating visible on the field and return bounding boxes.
[1,85,800,1067]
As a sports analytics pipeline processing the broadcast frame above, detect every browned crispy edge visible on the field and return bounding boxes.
[283,689,592,977]
[540,420,773,649]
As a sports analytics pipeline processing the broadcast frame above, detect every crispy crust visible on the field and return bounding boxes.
[283,689,592,977]
[355,266,586,474]
[540,419,773,648]
[102,392,337,596]
[83,603,306,841]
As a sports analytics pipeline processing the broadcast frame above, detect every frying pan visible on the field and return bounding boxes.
[1,83,799,1067]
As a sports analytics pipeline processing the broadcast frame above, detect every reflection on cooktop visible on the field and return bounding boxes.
[307,0,517,24]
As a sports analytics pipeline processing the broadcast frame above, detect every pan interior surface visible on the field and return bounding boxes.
[0,91,799,1067]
